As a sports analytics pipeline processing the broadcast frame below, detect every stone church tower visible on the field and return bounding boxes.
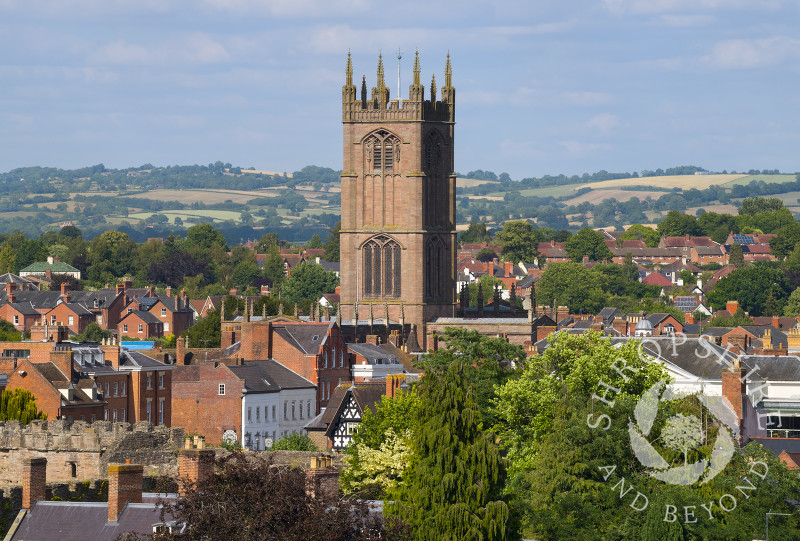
[339,52,456,348]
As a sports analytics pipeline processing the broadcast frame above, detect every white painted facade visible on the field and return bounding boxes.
[241,392,280,451]
[278,387,316,439]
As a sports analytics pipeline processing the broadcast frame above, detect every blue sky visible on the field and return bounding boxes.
[1,0,798,179]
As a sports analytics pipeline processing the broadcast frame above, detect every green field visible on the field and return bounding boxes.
[128,210,243,222]
[722,174,797,186]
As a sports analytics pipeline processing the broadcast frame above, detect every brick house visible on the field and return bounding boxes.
[146,294,194,337]
[118,311,164,339]
[0,289,41,331]
[6,355,105,423]
[42,285,95,334]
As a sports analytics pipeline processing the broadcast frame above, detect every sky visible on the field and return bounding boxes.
[1,0,798,180]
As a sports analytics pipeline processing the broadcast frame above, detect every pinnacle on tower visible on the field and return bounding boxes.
[444,52,452,88]
[345,51,353,87]
[377,54,387,107]
[413,50,420,85]
[430,74,437,103]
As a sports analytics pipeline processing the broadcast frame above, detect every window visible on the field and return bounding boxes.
[307,401,311,419]
[146,374,152,389]
[68,315,74,326]
[363,236,401,298]
[70,463,77,478]
[158,399,164,425]
[339,349,344,368]
[164,323,169,332]
[127,307,132,314]
[159,374,164,389]
[113,409,118,423]
[248,407,252,422]
[256,406,260,422]
[120,409,125,422]
[292,401,296,420]
[121,382,126,396]
[104,382,109,396]
[146,401,152,423]
[51,315,57,325]
[283,401,287,420]
[13,315,18,325]
[324,350,328,368]
[91,414,96,423]
[113,382,118,396]
[161,308,167,317]
[300,402,303,419]
[366,131,399,173]
[104,409,109,421]
[272,405,276,420]
[138,324,143,333]
[219,384,225,395]
[123,324,128,333]
[426,237,445,300]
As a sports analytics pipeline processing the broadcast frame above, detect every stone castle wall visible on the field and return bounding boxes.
[0,419,184,486]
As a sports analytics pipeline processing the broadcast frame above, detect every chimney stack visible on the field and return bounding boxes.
[726,300,739,315]
[178,439,215,496]
[50,350,74,381]
[107,461,143,522]
[305,455,338,499]
[22,457,47,509]
[166,286,172,298]
[773,315,780,329]
[721,362,746,443]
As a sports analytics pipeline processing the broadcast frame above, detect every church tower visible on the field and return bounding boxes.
[340,52,456,348]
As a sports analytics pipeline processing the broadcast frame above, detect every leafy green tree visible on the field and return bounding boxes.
[536,262,606,314]
[323,221,341,262]
[388,363,515,541]
[0,389,47,423]
[474,247,497,262]
[784,287,800,316]
[739,196,784,216]
[270,433,318,451]
[416,327,525,427]
[620,224,660,247]
[657,210,701,238]
[280,261,338,304]
[86,230,138,283]
[707,265,791,316]
[769,221,800,259]
[75,322,112,343]
[496,220,539,264]
[306,234,323,249]
[185,223,227,252]
[729,242,745,268]
[0,245,14,273]
[183,309,221,348]
[0,319,22,342]
[459,222,492,244]
[342,390,419,497]
[565,227,613,262]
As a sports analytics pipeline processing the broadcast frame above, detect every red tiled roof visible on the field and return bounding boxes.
[642,273,672,286]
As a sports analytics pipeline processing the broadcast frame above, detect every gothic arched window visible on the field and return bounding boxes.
[424,130,444,174]
[426,237,445,300]
[365,130,400,173]
[363,235,401,299]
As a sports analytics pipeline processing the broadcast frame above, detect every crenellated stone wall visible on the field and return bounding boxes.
[0,420,184,486]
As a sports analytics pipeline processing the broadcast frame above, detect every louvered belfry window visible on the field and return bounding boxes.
[367,130,398,173]
[363,236,401,298]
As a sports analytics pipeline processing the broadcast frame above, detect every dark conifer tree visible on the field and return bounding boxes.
[389,362,516,541]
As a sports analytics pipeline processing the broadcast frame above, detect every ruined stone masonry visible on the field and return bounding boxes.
[0,419,184,486]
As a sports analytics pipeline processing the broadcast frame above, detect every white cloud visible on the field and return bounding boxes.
[89,33,230,66]
[564,91,614,106]
[559,141,612,156]
[602,0,781,13]
[585,113,621,134]
[704,36,800,68]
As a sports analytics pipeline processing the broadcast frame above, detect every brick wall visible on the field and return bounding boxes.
[108,462,143,521]
[171,363,241,444]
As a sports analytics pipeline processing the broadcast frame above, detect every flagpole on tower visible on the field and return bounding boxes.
[397,48,403,108]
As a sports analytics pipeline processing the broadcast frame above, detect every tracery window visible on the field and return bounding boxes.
[424,130,444,173]
[426,237,445,300]
[365,130,400,173]
[363,235,401,299]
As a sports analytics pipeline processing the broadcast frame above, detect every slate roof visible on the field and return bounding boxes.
[272,322,332,354]
[0,273,35,285]
[613,336,738,379]
[19,261,79,273]
[6,302,41,316]
[120,350,170,369]
[739,355,800,381]
[347,343,398,364]
[517,274,537,289]
[120,310,162,325]
[9,498,176,541]
[739,326,788,348]
[749,437,800,455]
[228,359,314,393]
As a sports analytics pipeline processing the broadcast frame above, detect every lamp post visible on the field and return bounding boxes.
[766,510,790,540]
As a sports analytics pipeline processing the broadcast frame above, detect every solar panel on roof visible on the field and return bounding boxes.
[732,234,754,244]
